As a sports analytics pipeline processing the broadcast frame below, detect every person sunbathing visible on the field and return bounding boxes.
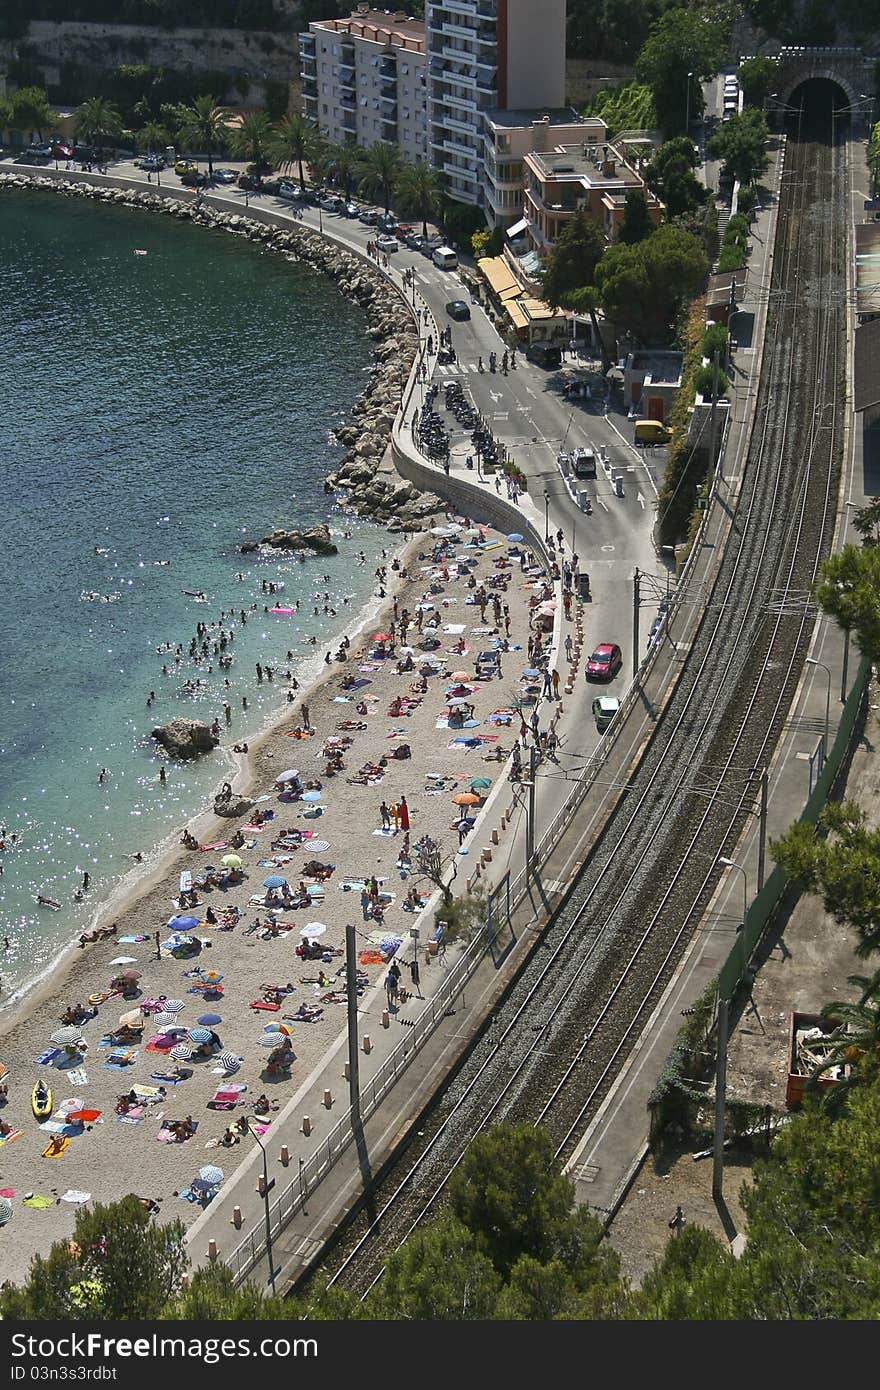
[340,673,356,689]
[252,1093,277,1115]
[115,1093,134,1115]
[388,696,403,717]
[168,1116,196,1141]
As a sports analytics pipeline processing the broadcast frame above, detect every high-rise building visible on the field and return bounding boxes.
[299,7,428,162]
[426,0,567,208]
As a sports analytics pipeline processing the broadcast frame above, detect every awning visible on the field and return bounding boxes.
[477,256,519,297]
[506,216,530,239]
[520,296,557,320]
[499,284,523,302]
[506,299,529,330]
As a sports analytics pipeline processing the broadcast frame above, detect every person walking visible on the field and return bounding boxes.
[380,801,391,830]
[551,668,560,698]
[564,633,573,661]
[384,970,396,1010]
[398,795,410,830]
[408,956,422,999]
[300,702,310,730]
[542,668,552,698]
[360,887,371,921]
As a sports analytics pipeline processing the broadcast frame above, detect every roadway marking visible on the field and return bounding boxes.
[492,411,509,420]
[603,415,659,498]
[637,493,645,510]
[601,544,615,552]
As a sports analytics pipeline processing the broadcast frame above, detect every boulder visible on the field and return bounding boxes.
[213,793,254,818]
[260,523,338,555]
[152,719,218,760]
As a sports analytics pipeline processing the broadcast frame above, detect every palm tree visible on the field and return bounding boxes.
[137,121,168,156]
[308,134,333,189]
[809,971,880,1111]
[75,97,123,158]
[269,112,317,190]
[356,141,402,215]
[325,140,358,200]
[229,110,273,171]
[176,95,230,178]
[395,157,443,237]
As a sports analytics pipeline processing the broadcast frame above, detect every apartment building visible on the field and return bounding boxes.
[426,0,567,207]
[523,140,662,254]
[483,110,604,231]
[299,7,428,162]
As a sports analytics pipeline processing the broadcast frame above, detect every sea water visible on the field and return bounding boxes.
[0,189,391,997]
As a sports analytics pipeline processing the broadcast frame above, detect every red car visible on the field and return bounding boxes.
[585,642,622,681]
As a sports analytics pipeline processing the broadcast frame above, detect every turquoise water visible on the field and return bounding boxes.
[0,190,389,996]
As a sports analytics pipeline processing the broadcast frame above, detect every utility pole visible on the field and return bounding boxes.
[712,995,729,1199]
[632,568,641,681]
[840,627,850,703]
[707,349,721,477]
[345,922,360,1123]
[526,743,536,872]
[757,766,768,893]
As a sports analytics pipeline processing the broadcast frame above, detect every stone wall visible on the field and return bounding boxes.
[19,20,301,106]
[565,58,635,111]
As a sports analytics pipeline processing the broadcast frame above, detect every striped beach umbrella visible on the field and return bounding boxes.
[262,875,287,889]
[187,1028,212,1044]
[257,1034,280,1048]
[0,1196,13,1226]
[153,1012,178,1026]
[199,1165,224,1186]
[163,999,185,1013]
[50,1026,84,1047]
[218,1052,240,1075]
[170,1043,193,1061]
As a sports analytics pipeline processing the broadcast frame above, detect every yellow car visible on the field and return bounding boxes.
[175,159,197,176]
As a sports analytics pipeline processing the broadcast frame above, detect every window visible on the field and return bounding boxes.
[323,104,329,115]
[401,64,409,75]
[333,44,339,55]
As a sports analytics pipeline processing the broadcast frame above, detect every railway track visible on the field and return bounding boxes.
[302,109,846,1299]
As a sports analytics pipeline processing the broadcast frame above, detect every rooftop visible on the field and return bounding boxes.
[626,351,683,385]
[308,8,425,49]
[854,319,880,411]
[526,141,643,188]
[484,107,591,131]
[854,222,880,319]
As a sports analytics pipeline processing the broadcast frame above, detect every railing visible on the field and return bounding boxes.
[226,918,491,1283]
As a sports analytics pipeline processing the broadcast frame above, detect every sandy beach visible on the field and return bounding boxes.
[0,518,554,1285]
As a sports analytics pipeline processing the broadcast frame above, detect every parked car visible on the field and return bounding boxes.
[212,168,237,184]
[259,176,283,195]
[180,170,207,187]
[526,341,562,368]
[585,643,623,681]
[137,154,164,171]
[445,300,471,321]
[633,419,672,446]
[23,146,52,163]
[405,231,425,250]
[359,209,380,225]
[320,194,345,212]
[343,201,360,217]
[378,214,398,232]
[278,181,301,200]
[419,238,438,257]
[394,222,413,240]
[237,172,260,190]
[51,142,74,160]
[376,234,400,252]
[175,159,197,176]
[592,696,620,732]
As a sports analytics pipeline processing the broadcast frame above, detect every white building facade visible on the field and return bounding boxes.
[299,7,428,161]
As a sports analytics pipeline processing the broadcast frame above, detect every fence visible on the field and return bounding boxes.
[717,653,871,1002]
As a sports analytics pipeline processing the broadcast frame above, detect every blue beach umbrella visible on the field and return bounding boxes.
[262,874,287,889]
[301,790,322,803]
[506,532,524,542]
[168,914,199,931]
[197,1013,222,1026]
[521,668,542,678]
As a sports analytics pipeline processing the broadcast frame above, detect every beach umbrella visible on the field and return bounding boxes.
[188,1028,212,1044]
[118,969,141,982]
[506,532,524,542]
[197,969,224,985]
[170,1043,193,1061]
[168,914,199,931]
[262,874,287,889]
[429,525,453,537]
[197,1013,222,1026]
[218,1052,240,1075]
[0,1196,12,1226]
[450,671,470,681]
[274,769,301,784]
[220,854,243,870]
[308,839,330,853]
[452,791,481,806]
[521,667,542,678]
[372,632,392,642]
[470,777,492,790]
[301,922,328,937]
[118,1007,144,1029]
[446,697,470,707]
[163,998,185,1013]
[199,1165,224,1186]
[257,1034,280,1048]
[301,790,322,803]
[153,1013,181,1026]
[50,1026,84,1047]
[109,956,137,965]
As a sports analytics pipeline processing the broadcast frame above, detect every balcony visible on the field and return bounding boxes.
[433,0,479,14]
[340,41,355,60]
[299,49,316,68]
[299,33,316,51]
[445,92,477,112]
[439,20,477,42]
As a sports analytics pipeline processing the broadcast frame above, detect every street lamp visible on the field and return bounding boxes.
[246,1120,277,1293]
[805,656,831,758]
[685,71,693,132]
[719,856,748,952]
[543,489,550,541]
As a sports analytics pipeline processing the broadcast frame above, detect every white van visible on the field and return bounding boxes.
[432,245,458,270]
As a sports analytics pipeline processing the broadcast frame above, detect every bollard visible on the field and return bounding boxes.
[279,1145,290,1167]
[343,1060,350,1081]
[302,1115,311,1136]
[382,1009,390,1028]
[491,828,499,845]
[207,1239,218,1261]
[231,1207,243,1229]
[323,1088,333,1109]
[363,1034,372,1053]
[257,1173,267,1197]
[482,845,492,862]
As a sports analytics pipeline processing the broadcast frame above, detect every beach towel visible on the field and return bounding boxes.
[150,1071,190,1085]
[67,1109,100,1124]
[115,1106,145,1125]
[119,934,150,943]
[41,1137,70,1158]
[55,1051,87,1070]
[240,824,265,833]
[34,1048,62,1066]
[40,1119,81,1136]
[104,1050,138,1070]
[0,1129,24,1147]
[250,1000,280,1012]
[59,1190,91,1204]
[199,843,228,852]
[131,1085,163,1102]
[373,828,398,837]
[358,949,386,965]
[67,1068,89,1087]
[443,624,466,634]
[157,1122,198,1143]
[21,1194,53,1208]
